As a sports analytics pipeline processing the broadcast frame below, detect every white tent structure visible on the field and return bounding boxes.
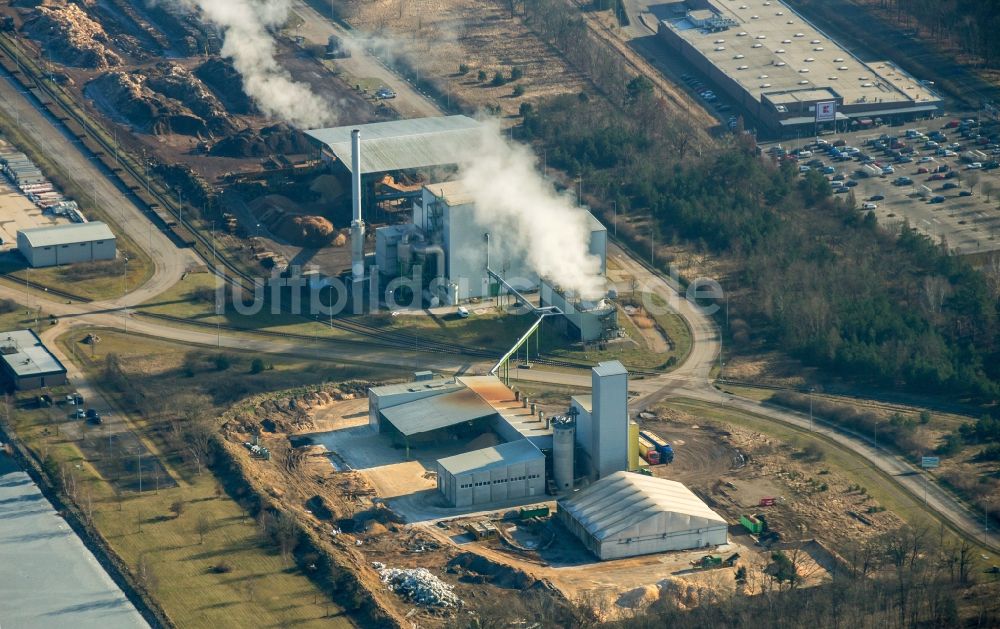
[557,471,728,560]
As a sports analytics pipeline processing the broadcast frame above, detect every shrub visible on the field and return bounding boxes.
[250,358,266,374]
[211,562,233,574]
[919,410,932,425]
[213,354,232,371]
[519,102,533,117]
[491,71,506,87]
[0,298,18,314]
[170,500,185,518]
[510,67,523,81]
[458,63,470,75]
[477,70,487,82]
[512,85,525,97]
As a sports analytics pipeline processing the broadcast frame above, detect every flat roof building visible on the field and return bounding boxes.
[557,471,728,560]
[657,0,941,136]
[17,222,116,268]
[0,330,68,390]
[437,439,545,508]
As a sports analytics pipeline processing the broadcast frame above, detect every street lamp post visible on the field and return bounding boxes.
[809,387,816,431]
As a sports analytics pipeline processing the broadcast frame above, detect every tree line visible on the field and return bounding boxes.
[519,80,1000,403]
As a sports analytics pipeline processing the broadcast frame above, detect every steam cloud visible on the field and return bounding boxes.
[169,0,333,128]
[459,123,606,301]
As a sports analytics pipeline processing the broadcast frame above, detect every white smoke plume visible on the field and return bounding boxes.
[169,0,333,128]
[459,122,606,301]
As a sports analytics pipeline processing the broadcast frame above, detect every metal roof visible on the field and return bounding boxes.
[369,377,459,398]
[593,360,627,377]
[571,394,592,413]
[18,222,115,248]
[305,116,482,174]
[0,330,67,377]
[559,472,727,541]
[425,180,475,207]
[437,438,543,476]
[380,387,496,436]
[459,376,554,440]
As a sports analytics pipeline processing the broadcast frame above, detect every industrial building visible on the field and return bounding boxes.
[306,116,616,341]
[570,361,630,480]
[436,439,546,508]
[0,330,68,390]
[367,360,632,508]
[16,222,116,268]
[557,471,729,560]
[657,0,941,137]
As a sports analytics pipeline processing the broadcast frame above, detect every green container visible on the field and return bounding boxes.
[519,505,550,519]
[740,514,763,535]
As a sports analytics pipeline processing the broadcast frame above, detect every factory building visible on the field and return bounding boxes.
[367,360,630,508]
[557,471,729,560]
[437,439,545,508]
[0,329,68,390]
[375,180,609,306]
[570,361,630,480]
[17,222,116,268]
[657,0,940,137]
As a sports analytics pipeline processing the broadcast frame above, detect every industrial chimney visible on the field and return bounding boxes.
[350,129,365,283]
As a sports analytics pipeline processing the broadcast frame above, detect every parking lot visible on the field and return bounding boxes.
[763,118,1000,254]
[0,178,72,253]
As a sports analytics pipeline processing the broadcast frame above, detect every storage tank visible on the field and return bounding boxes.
[552,416,576,492]
[628,420,640,471]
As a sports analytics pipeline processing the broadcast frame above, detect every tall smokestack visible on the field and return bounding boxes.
[351,129,364,282]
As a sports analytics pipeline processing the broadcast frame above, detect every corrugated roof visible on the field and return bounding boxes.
[459,375,554,440]
[305,116,482,174]
[0,329,67,377]
[380,388,496,436]
[437,438,543,476]
[18,222,115,248]
[559,472,727,541]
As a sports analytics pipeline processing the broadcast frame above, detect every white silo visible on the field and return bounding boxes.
[552,416,575,492]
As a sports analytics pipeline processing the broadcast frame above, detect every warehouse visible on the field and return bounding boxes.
[657,0,941,137]
[437,439,545,508]
[17,222,116,268]
[557,472,728,560]
[0,329,68,390]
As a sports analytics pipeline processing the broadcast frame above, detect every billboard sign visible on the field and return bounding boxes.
[921,456,940,469]
[816,101,837,122]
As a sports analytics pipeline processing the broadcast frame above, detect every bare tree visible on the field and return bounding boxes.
[195,513,211,544]
[983,181,995,202]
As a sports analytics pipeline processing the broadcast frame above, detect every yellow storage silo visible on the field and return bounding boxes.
[628,420,640,470]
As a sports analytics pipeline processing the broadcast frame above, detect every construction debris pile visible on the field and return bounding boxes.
[24,4,122,69]
[372,563,461,609]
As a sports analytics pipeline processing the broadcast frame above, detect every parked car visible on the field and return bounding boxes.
[893,176,912,185]
[959,191,973,197]
[845,180,858,187]
[375,86,396,99]
[862,202,878,210]
[833,173,846,181]
[916,167,930,174]
[966,162,983,169]
[942,182,959,189]
[85,408,101,424]
[929,196,946,203]
[869,194,885,201]
[929,173,945,181]
[73,408,85,419]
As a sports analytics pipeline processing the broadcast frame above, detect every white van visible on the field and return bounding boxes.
[457,306,470,318]
[862,202,878,210]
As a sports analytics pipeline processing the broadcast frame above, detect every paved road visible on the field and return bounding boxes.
[291,0,442,119]
[0,452,148,629]
[0,71,200,306]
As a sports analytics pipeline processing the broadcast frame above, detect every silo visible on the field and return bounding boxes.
[628,420,640,471]
[552,416,576,492]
